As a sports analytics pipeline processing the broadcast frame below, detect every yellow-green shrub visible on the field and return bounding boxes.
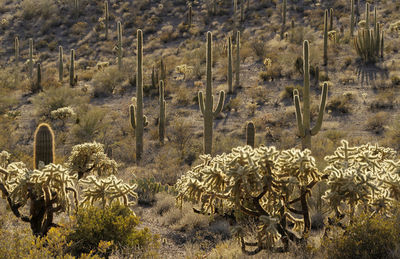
[68,203,159,257]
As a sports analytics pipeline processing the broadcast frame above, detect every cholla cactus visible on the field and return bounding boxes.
[67,142,118,179]
[176,145,324,253]
[0,162,78,236]
[80,174,137,208]
[323,140,400,222]
[51,106,76,125]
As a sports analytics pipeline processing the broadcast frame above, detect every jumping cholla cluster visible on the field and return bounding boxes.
[50,106,76,121]
[323,140,400,220]
[0,142,136,237]
[176,145,323,253]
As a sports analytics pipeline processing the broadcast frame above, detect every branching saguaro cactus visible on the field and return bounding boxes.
[159,80,166,145]
[246,121,255,147]
[28,38,34,78]
[354,27,382,63]
[130,29,148,162]
[104,1,109,40]
[58,46,63,82]
[198,32,225,155]
[323,9,328,66]
[34,123,55,169]
[227,36,233,93]
[235,31,240,88]
[116,21,123,70]
[176,146,324,254]
[293,40,328,150]
[69,49,76,87]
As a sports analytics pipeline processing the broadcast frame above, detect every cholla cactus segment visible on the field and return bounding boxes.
[176,145,322,253]
[323,140,400,218]
[67,142,118,179]
[80,174,138,208]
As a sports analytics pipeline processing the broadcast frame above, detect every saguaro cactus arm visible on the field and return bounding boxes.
[199,91,205,115]
[311,82,328,135]
[212,91,225,118]
[293,90,305,138]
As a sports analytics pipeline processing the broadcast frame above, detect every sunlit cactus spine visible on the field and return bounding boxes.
[131,29,148,162]
[293,40,328,150]
[246,121,255,148]
[198,31,225,155]
[33,123,55,169]
[28,38,34,78]
[117,21,123,70]
[323,9,328,66]
[14,36,19,67]
[329,8,333,31]
[227,36,233,94]
[235,31,240,88]
[104,1,109,40]
[69,49,75,87]
[159,80,166,145]
[350,0,354,36]
[58,46,63,82]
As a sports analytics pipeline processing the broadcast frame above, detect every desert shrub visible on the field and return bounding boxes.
[382,121,400,151]
[153,192,176,216]
[365,111,388,134]
[68,203,159,257]
[92,66,126,97]
[31,86,88,119]
[370,91,395,110]
[20,0,57,20]
[250,40,267,60]
[279,84,300,102]
[71,106,110,144]
[326,92,353,114]
[323,213,400,259]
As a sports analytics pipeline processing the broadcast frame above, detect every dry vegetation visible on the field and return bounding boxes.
[0,0,400,258]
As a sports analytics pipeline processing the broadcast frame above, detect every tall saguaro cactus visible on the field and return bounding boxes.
[198,32,225,155]
[35,63,41,93]
[33,123,55,169]
[130,29,148,162]
[227,36,233,94]
[188,4,192,27]
[117,21,123,70]
[246,121,255,148]
[350,0,354,36]
[104,1,109,40]
[159,80,166,145]
[329,8,334,31]
[323,9,328,66]
[28,38,34,78]
[235,31,240,88]
[281,0,287,39]
[58,46,63,82]
[69,49,75,87]
[14,37,19,67]
[293,41,328,150]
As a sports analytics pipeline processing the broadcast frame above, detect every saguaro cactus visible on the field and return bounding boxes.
[329,8,334,31]
[130,29,148,162]
[58,46,63,82]
[227,36,233,94]
[35,63,41,93]
[235,31,240,88]
[33,123,55,169]
[365,2,370,29]
[350,0,354,36]
[116,21,123,70]
[198,31,225,155]
[159,80,166,144]
[188,4,192,27]
[69,49,75,87]
[293,41,328,150]
[246,121,255,148]
[14,37,19,67]
[281,0,287,39]
[28,38,34,78]
[104,1,109,39]
[323,9,328,66]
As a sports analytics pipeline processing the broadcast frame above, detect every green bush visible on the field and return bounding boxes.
[323,213,400,259]
[68,203,159,257]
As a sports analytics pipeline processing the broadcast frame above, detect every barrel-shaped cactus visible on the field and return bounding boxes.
[293,41,328,150]
[33,123,55,169]
[198,32,225,155]
[246,121,255,148]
